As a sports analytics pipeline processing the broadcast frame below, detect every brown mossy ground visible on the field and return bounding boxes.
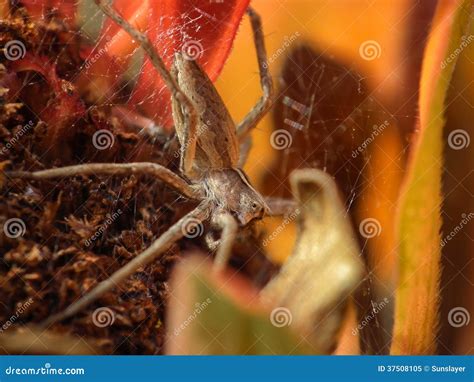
[0,10,273,354]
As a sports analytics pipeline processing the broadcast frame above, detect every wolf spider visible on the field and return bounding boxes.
[7,0,296,326]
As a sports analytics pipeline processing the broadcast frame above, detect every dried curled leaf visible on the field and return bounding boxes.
[262,169,365,353]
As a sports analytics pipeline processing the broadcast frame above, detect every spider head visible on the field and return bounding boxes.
[204,169,268,226]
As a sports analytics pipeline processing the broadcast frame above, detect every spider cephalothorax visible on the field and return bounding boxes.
[203,169,268,225]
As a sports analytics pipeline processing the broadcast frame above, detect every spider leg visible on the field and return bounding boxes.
[7,162,202,200]
[41,201,211,327]
[210,213,238,273]
[94,0,198,175]
[264,197,298,217]
[238,135,253,167]
[236,7,274,140]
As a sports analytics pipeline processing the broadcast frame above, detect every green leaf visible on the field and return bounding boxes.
[391,0,473,355]
[165,256,315,355]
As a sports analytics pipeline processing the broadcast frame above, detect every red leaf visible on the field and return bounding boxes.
[20,0,77,24]
[96,0,250,127]
[11,55,85,152]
